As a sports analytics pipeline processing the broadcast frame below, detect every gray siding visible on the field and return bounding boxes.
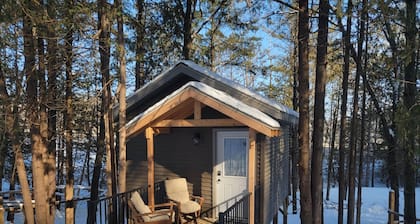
[126,127,213,211]
[258,127,290,224]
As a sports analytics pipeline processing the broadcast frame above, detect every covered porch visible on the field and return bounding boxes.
[87,179,254,224]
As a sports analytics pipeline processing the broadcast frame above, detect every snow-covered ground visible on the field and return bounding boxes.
[3,185,420,223]
[278,187,420,224]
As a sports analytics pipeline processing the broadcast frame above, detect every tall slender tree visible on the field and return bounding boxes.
[24,1,50,222]
[326,95,339,201]
[116,0,127,194]
[402,0,417,223]
[46,1,58,221]
[64,0,75,223]
[88,1,112,223]
[347,0,366,222]
[0,47,34,224]
[311,0,329,222]
[338,1,352,222]
[182,0,196,60]
[297,0,312,222]
[135,0,146,89]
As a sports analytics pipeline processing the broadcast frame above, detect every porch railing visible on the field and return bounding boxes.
[218,192,251,224]
[87,181,166,224]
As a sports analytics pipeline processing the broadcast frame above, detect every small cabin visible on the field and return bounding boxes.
[124,61,298,224]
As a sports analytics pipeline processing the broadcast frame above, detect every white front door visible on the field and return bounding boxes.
[214,131,248,213]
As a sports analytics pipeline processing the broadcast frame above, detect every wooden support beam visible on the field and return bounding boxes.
[248,128,256,224]
[152,119,244,128]
[145,127,155,210]
[126,91,195,137]
[153,127,170,135]
[189,88,281,137]
[194,101,201,120]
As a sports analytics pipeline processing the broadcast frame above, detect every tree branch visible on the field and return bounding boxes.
[272,0,301,12]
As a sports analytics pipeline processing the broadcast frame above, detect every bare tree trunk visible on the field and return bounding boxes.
[88,1,111,223]
[116,0,127,194]
[311,0,329,222]
[338,1,352,223]
[371,117,378,187]
[356,8,369,222]
[135,0,145,89]
[297,0,312,223]
[326,97,339,201]
[7,160,16,222]
[291,19,299,214]
[24,3,49,222]
[182,0,195,60]
[64,0,75,222]
[38,36,53,224]
[99,1,117,222]
[347,0,366,220]
[87,107,105,224]
[402,1,417,223]
[0,49,35,224]
[380,3,401,216]
[46,1,58,221]
[356,68,367,224]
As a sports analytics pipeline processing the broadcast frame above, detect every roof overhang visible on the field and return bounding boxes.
[125,82,281,138]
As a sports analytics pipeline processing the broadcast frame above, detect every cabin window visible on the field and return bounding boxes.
[224,138,247,177]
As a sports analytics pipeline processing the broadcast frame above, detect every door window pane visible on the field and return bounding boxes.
[224,138,247,176]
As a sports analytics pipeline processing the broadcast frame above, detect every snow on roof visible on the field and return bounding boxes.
[126,81,281,131]
[124,61,298,120]
[180,60,299,118]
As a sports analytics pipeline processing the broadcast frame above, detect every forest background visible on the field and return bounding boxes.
[0,0,418,223]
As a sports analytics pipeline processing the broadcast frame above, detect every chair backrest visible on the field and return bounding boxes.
[164,178,190,203]
[130,191,152,215]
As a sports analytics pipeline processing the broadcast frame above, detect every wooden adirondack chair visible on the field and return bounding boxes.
[128,191,174,224]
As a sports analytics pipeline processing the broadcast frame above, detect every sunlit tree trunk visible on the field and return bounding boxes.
[24,2,49,222]
[46,1,58,221]
[88,1,111,223]
[64,0,75,222]
[0,49,35,224]
[116,0,127,194]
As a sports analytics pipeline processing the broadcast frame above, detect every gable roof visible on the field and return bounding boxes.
[124,61,298,125]
[126,81,281,138]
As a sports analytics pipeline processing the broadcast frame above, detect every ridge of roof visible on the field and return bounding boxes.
[180,60,298,118]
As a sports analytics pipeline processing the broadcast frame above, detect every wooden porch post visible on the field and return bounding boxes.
[145,127,155,209]
[248,128,256,224]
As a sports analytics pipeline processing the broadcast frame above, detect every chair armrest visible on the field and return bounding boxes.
[191,195,204,206]
[153,202,174,209]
